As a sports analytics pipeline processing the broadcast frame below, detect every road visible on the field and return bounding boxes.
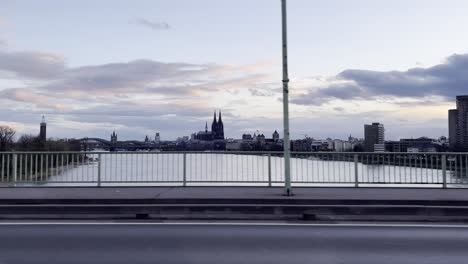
[0,223,467,264]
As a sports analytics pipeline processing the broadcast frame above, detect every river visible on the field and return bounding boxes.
[41,153,467,187]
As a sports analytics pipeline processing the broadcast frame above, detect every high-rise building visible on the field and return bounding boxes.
[364,122,384,152]
[449,95,468,151]
[39,115,47,142]
[155,132,160,142]
[449,109,458,149]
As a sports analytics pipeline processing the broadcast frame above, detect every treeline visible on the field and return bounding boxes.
[0,125,83,183]
[0,125,81,152]
[15,134,81,152]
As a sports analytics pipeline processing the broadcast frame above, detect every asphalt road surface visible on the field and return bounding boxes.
[1,223,468,264]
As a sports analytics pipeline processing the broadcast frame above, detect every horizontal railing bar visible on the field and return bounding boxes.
[1,151,467,155]
[7,181,281,184]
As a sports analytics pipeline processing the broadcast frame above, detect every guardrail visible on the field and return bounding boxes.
[0,151,467,188]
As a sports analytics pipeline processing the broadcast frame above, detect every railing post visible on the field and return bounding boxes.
[12,153,17,187]
[183,153,187,187]
[268,154,272,187]
[442,154,447,189]
[97,153,102,187]
[354,154,359,188]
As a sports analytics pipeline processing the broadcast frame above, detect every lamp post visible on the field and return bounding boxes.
[281,0,292,196]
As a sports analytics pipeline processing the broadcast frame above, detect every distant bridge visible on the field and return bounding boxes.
[78,138,159,151]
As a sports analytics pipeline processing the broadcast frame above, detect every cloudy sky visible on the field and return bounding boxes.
[0,0,467,141]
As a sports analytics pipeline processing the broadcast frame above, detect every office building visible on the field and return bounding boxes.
[449,96,468,151]
[364,123,384,152]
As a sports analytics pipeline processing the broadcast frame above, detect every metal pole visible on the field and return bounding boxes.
[97,153,102,187]
[281,0,292,196]
[442,154,447,189]
[354,154,359,187]
[183,153,187,187]
[12,153,17,187]
[268,154,272,187]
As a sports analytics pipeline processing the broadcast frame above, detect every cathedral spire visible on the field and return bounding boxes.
[211,111,217,134]
[218,110,222,122]
[205,121,208,132]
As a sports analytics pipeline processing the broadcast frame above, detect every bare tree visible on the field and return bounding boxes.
[0,126,15,151]
[16,134,42,151]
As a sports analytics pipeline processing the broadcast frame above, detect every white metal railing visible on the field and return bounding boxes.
[0,151,467,188]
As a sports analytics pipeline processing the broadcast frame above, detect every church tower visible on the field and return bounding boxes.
[211,111,218,137]
[110,131,118,143]
[217,110,224,140]
[39,115,47,142]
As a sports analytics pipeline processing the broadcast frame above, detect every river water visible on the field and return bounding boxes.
[42,153,467,187]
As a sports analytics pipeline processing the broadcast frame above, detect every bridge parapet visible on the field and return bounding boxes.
[0,151,467,190]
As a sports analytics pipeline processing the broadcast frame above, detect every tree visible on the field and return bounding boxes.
[0,126,15,151]
[16,134,42,151]
[353,143,365,152]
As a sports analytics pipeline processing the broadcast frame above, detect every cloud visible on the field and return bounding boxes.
[0,44,276,108]
[0,88,69,111]
[68,101,210,119]
[291,53,468,105]
[42,60,218,95]
[131,18,170,30]
[249,88,275,97]
[333,107,344,112]
[1,88,50,105]
[3,42,454,140]
[392,98,445,107]
[20,60,271,105]
[0,45,277,139]
[0,49,66,79]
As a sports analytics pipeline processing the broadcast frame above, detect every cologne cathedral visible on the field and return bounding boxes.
[193,111,225,141]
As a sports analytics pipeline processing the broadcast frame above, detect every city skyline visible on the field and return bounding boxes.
[1,1,468,140]
[20,108,455,144]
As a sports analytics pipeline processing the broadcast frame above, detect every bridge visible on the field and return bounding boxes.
[1,151,468,224]
[78,137,161,151]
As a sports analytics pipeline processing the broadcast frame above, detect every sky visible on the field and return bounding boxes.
[1,0,468,141]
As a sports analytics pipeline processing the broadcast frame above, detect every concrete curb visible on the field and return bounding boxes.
[2,198,468,206]
[1,203,468,222]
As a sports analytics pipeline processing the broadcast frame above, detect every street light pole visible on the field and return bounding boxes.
[281,0,292,196]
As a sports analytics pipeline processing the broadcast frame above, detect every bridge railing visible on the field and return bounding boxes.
[0,151,467,188]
